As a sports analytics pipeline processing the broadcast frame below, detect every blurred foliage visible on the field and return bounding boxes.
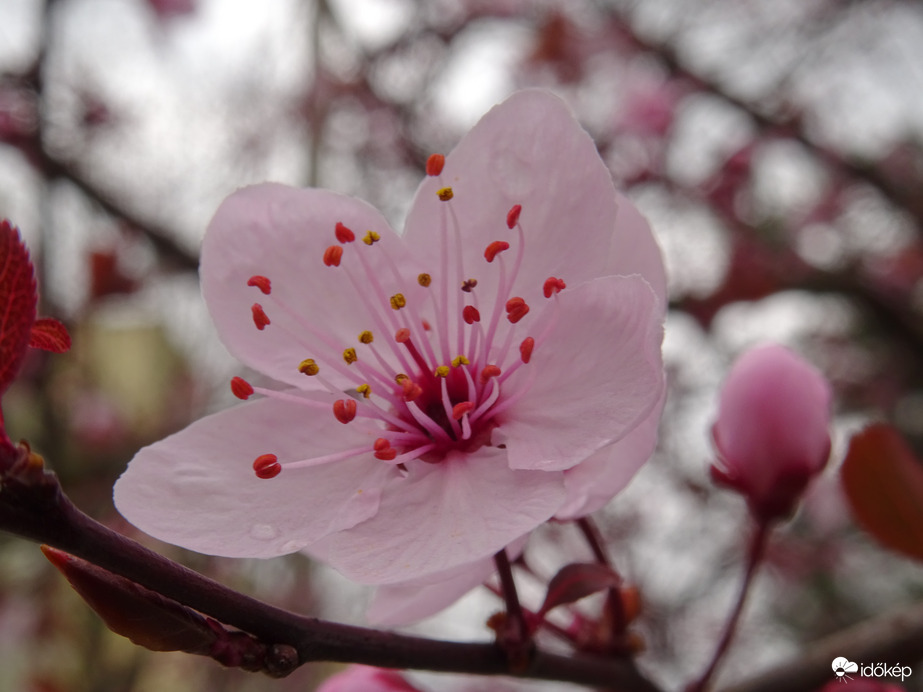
[1,0,923,690]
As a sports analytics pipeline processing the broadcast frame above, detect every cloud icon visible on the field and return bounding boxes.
[832,657,859,678]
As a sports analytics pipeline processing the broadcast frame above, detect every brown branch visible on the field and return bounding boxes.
[0,454,662,691]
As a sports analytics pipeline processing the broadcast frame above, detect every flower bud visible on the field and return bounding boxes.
[710,344,832,522]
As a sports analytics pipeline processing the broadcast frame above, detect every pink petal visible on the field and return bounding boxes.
[496,274,664,472]
[555,386,665,519]
[404,90,621,311]
[310,447,564,584]
[201,184,427,389]
[114,393,395,558]
[606,191,667,308]
[367,557,495,626]
[366,535,528,626]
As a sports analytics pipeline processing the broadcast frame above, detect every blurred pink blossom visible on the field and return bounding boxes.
[115,90,665,595]
[711,344,832,522]
[145,0,195,19]
[317,666,423,692]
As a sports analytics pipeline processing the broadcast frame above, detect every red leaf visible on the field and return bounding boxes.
[29,317,71,353]
[41,546,218,654]
[0,220,37,395]
[538,562,622,617]
[841,424,923,562]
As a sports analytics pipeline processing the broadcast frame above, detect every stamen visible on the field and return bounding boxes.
[373,438,398,461]
[452,401,475,420]
[253,454,281,479]
[356,383,372,399]
[323,245,343,267]
[484,241,510,263]
[461,278,478,292]
[247,275,271,294]
[519,337,535,364]
[333,399,357,424]
[434,365,450,378]
[363,231,381,245]
[426,154,445,176]
[506,297,530,324]
[437,187,454,201]
[401,378,423,401]
[251,304,270,330]
[418,273,431,287]
[335,222,356,243]
[543,277,567,298]
[480,365,501,383]
[452,355,470,367]
[507,204,522,229]
[230,376,254,400]
[404,400,453,442]
[358,330,374,344]
[390,293,406,310]
[463,305,481,324]
[343,348,358,364]
[298,358,320,376]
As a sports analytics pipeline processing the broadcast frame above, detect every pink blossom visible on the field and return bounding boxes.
[317,666,422,692]
[114,90,666,589]
[711,344,832,522]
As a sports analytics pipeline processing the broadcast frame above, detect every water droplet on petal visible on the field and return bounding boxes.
[250,524,278,540]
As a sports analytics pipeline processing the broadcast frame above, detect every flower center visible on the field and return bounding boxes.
[236,154,566,479]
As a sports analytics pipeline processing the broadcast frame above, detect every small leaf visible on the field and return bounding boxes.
[537,562,622,617]
[29,317,71,353]
[841,424,923,562]
[0,220,38,396]
[41,545,217,654]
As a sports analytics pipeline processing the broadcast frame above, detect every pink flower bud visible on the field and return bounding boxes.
[711,344,832,522]
[317,666,423,692]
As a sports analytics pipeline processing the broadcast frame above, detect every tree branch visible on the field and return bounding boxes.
[0,453,662,691]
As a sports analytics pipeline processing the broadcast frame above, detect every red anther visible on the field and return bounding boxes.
[543,276,567,298]
[323,245,343,267]
[335,222,356,244]
[461,278,478,292]
[230,376,254,400]
[395,327,411,343]
[507,204,522,229]
[373,437,391,452]
[463,305,481,324]
[251,304,271,330]
[253,454,281,479]
[452,401,475,420]
[480,364,501,383]
[401,378,423,401]
[375,447,398,461]
[422,320,432,331]
[519,337,535,364]
[333,399,358,424]
[426,153,445,176]
[484,240,510,263]
[247,275,271,295]
[505,297,530,324]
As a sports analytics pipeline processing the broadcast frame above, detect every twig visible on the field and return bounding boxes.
[0,454,662,691]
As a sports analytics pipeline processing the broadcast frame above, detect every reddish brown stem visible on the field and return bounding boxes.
[687,521,772,692]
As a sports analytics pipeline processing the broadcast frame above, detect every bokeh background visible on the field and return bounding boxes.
[1,0,922,690]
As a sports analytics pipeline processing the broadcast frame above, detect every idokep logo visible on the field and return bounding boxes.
[832,657,912,683]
